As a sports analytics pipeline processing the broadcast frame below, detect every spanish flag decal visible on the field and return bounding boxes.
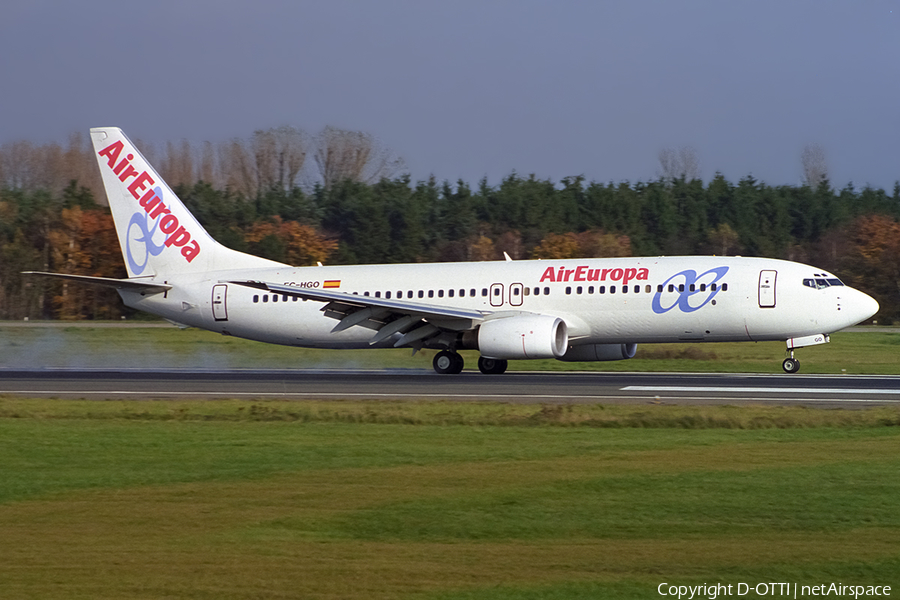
[323,280,341,288]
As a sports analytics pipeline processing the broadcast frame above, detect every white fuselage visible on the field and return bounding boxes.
[120,255,876,351]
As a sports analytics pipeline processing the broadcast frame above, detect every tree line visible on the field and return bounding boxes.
[1,129,899,322]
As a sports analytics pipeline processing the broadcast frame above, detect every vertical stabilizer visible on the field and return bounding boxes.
[90,127,283,278]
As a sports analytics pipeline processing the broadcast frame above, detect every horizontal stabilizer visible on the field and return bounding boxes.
[21,272,172,294]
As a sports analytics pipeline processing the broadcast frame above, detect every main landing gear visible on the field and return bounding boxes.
[477,356,508,375]
[432,351,509,375]
[433,350,464,374]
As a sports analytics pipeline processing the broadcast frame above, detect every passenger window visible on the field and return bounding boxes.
[576,286,582,294]
[273,295,278,303]
[678,284,685,292]
[482,288,488,297]
[470,289,476,296]
[460,289,465,296]
[566,286,572,295]
[263,295,269,303]
[689,284,695,292]
[668,284,675,292]
[645,285,652,293]
[610,286,616,294]
[292,296,298,302]
[418,290,424,298]
[622,285,628,294]
[634,285,640,293]
[386,291,391,299]
[438,290,444,298]
[493,288,500,296]
[253,295,259,303]
[407,291,413,299]
[524,287,530,296]
[513,287,520,296]
[428,290,434,298]
[657,284,663,293]
[283,295,288,302]
[543,287,550,295]
[710,284,717,292]
[700,284,706,292]
[375,291,381,298]
[722,283,728,291]
[588,286,594,294]
[599,286,605,294]
[448,289,454,298]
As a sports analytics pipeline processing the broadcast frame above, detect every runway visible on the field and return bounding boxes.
[2,369,900,407]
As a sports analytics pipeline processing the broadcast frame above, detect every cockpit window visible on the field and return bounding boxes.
[805,276,845,289]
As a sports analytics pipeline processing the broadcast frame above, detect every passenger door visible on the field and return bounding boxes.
[212,284,229,321]
[758,270,776,308]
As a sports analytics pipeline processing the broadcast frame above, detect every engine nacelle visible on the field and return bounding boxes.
[477,315,568,360]
[557,343,638,362]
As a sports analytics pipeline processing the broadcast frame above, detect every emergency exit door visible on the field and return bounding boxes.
[758,270,776,308]
[212,284,229,321]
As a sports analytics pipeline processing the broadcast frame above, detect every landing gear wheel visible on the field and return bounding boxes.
[478,357,508,375]
[433,350,464,374]
[782,357,800,374]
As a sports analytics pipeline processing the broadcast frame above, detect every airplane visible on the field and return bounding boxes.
[24,127,879,375]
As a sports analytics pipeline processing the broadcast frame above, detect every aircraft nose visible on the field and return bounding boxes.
[849,288,879,324]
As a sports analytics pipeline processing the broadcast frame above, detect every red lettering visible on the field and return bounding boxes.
[128,172,155,199]
[159,214,179,234]
[563,269,574,282]
[610,268,624,281]
[165,226,191,247]
[622,268,637,285]
[149,201,171,219]
[182,240,200,262]
[113,153,134,175]
[539,267,556,282]
[574,266,587,282]
[587,269,600,282]
[601,268,612,280]
[557,267,565,281]
[118,163,139,183]
[139,190,161,210]
[636,268,649,281]
[98,141,123,168]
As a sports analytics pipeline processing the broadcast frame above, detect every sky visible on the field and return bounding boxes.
[2,0,899,190]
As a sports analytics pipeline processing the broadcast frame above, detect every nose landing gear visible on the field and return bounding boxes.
[782,355,800,373]
[782,333,829,374]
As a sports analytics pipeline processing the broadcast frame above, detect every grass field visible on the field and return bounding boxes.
[1,322,899,373]
[1,399,898,599]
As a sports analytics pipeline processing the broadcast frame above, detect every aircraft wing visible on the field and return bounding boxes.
[229,279,486,348]
[21,272,172,294]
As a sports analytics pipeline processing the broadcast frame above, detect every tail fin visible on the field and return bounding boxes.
[90,127,282,278]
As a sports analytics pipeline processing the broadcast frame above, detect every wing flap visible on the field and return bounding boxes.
[229,279,486,347]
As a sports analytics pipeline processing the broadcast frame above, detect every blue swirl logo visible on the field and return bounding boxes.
[126,208,166,275]
[651,266,729,314]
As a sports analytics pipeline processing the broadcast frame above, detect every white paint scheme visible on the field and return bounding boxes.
[26,128,880,374]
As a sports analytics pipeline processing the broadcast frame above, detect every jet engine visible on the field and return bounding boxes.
[477,315,568,359]
[558,343,637,362]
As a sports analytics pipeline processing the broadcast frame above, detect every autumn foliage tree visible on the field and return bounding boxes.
[243,216,338,266]
[838,215,900,321]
